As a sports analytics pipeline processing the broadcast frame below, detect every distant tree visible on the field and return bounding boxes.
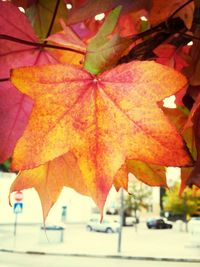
[124,181,152,225]
[0,159,11,172]
[163,183,200,230]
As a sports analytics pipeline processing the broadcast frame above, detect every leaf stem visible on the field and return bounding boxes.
[45,0,60,39]
[0,34,41,47]
[0,34,85,54]
[0,78,9,82]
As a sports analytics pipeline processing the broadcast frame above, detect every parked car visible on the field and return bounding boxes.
[146,218,173,229]
[86,217,120,233]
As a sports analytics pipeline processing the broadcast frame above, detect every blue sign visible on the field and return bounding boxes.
[13,202,23,214]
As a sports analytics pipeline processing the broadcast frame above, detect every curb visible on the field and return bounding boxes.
[1,249,200,263]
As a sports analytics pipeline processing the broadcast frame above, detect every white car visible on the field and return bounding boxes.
[86,217,120,233]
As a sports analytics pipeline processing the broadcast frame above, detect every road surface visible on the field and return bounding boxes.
[0,223,199,261]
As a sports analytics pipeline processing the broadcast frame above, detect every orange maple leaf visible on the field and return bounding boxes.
[10,152,89,220]
[10,151,126,219]
[115,160,167,189]
[113,163,129,192]
[11,61,192,212]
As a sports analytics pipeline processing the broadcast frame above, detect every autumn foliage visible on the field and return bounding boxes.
[0,0,200,219]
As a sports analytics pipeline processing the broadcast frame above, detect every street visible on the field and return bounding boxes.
[0,252,199,267]
[0,223,199,262]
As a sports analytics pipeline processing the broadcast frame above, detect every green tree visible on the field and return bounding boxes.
[163,183,200,230]
[0,159,11,172]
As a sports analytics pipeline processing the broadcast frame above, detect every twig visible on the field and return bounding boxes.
[120,17,187,64]
[131,22,164,42]
[129,0,193,42]
[129,15,187,43]
[168,0,194,19]
[180,32,200,40]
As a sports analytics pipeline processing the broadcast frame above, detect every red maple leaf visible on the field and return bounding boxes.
[0,2,58,162]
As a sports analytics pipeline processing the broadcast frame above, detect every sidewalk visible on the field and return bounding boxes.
[0,223,199,262]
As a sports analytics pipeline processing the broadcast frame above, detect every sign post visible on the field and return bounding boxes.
[117,188,124,253]
[13,191,23,236]
[60,206,67,242]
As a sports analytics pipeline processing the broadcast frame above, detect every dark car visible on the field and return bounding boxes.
[146,218,173,229]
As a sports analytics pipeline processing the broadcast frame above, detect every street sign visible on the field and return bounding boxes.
[13,202,23,214]
[14,191,23,202]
